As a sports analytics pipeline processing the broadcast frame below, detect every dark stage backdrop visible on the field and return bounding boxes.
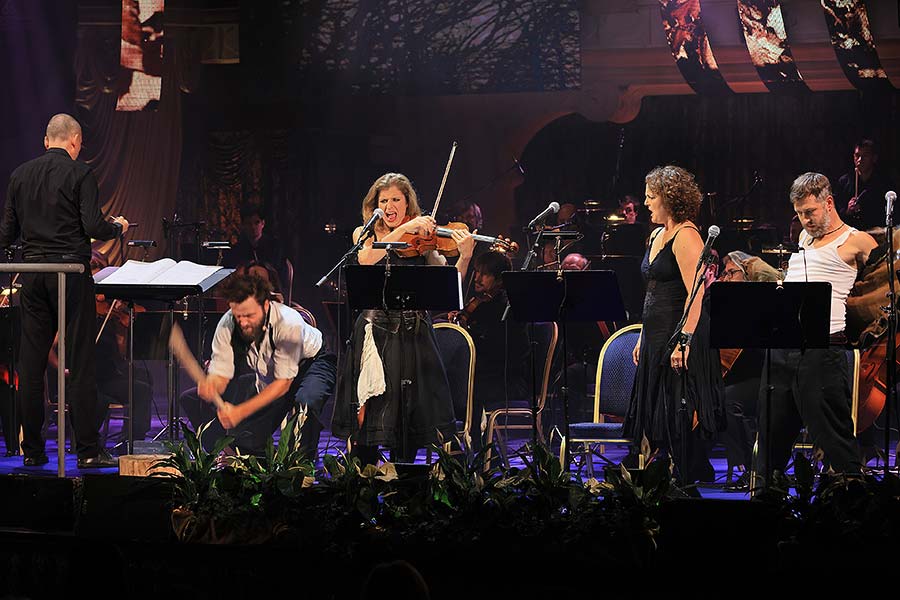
[0,2,76,209]
[516,91,900,246]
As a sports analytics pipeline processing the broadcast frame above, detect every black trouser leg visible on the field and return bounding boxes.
[293,352,337,461]
[795,348,860,474]
[18,273,54,458]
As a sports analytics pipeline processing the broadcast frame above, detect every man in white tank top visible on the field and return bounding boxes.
[758,172,877,488]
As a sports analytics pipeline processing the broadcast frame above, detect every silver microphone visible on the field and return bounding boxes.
[527,202,560,229]
[696,225,721,270]
[886,191,896,226]
[361,208,385,236]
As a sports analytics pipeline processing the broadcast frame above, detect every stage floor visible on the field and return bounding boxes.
[0,390,893,502]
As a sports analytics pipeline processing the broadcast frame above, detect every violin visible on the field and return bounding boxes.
[396,220,519,258]
[452,290,496,328]
[95,295,146,353]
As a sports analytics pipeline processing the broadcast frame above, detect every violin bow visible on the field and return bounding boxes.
[430,141,458,218]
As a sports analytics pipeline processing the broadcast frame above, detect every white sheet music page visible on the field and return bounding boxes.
[99,259,221,286]
[153,260,222,286]
[100,259,177,285]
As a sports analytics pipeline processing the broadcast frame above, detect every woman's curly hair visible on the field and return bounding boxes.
[645,165,702,224]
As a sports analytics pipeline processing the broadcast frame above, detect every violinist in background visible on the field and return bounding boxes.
[451,251,528,450]
[331,173,475,465]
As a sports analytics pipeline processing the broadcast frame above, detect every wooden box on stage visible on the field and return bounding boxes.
[118,454,177,477]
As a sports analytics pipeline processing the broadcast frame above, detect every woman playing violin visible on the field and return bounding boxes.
[332,173,475,465]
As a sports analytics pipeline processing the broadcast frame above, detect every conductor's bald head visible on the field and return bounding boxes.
[44,113,83,160]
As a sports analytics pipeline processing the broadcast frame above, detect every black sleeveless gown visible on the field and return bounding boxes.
[623,227,725,481]
[332,250,456,456]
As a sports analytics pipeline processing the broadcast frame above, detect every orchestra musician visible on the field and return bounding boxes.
[757,172,877,489]
[331,172,475,465]
[834,139,895,232]
[450,250,528,449]
[715,250,778,492]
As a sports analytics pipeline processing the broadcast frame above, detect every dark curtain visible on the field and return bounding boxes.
[74,18,184,264]
[0,1,76,207]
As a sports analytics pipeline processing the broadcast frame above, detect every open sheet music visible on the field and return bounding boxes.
[98,259,223,286]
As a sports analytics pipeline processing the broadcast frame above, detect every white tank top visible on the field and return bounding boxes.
[785,226,858,334]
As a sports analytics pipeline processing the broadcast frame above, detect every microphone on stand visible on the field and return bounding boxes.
[526,202,560,229]
[361,208,385,239]
[695,225,721,271]
[886,190,896,227]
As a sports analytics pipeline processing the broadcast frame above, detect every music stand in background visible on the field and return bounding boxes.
[503,270,626,468]
[343,264,461,460]
[709,281,831,489]
[95,266,233,453]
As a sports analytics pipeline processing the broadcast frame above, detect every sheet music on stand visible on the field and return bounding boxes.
[95,260,233,452]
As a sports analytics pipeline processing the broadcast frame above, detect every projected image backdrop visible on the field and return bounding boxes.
[117,0,164,111]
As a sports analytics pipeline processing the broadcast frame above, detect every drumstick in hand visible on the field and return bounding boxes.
[168,322,226,411]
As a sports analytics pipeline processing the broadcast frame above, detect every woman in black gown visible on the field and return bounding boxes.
[624,166,724,484]
[332,173,474,464]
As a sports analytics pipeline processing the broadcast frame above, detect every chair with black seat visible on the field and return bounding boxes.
[432,322,475,455]
[565,324,640,477]
[484,321,558,469]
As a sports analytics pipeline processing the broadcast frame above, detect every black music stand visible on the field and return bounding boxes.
[344,264,461,460]
[95,266,233,453]
[502,270,626,468]
[709,281,831,489]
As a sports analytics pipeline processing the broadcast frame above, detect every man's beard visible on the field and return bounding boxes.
[807,210,832,239]
[239,323,263,342]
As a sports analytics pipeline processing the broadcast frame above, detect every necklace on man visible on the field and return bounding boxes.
[821,223,846,237]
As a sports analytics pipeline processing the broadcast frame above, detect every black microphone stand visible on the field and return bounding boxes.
[884,209,897,472]
[316,229,374,289]
[666,251,715,487]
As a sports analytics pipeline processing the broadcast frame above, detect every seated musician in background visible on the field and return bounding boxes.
[715,251,778,491]
[619,195,641,225]
[224,205,286,281]
[180,273,336,459]
[49,249,154,441]
[451,250,528,449]
[834,139,895,232]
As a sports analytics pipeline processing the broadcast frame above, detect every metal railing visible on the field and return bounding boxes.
[0,263,85,477]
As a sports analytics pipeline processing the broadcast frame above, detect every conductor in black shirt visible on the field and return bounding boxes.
[0,113,130,468]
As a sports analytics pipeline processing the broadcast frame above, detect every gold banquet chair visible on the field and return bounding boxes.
[484,322,558,469]
[565,324,640,477]
[432,323,476,454]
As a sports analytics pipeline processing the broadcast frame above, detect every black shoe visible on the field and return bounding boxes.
[23,453,49,467]
[77,450,118,469]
